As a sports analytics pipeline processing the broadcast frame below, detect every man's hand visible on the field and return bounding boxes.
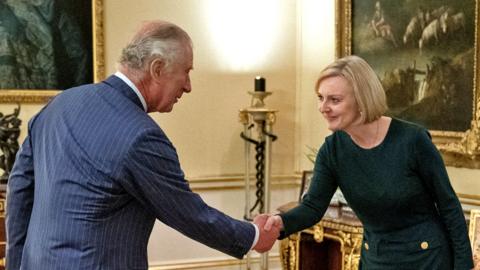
[252,214,283,253]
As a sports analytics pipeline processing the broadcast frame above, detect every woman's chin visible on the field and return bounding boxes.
[327,123,340,132]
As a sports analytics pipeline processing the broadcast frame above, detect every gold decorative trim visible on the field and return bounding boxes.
[288,235,297,270]
[93,0,105,84]
[0,198,5,217]
[335,0,480,168]
[318,220,364,234]
[469,209,480,262]
[0,0,105,103]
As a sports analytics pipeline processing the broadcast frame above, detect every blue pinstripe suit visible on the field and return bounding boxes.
[6,75,255,270]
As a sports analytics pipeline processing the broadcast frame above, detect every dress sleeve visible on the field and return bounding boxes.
[120,128,255,259]
[279,141,337,237]
[6,130,35,270]
[414,129,473,269]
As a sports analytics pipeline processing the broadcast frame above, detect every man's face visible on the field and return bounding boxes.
[147,46,193,113]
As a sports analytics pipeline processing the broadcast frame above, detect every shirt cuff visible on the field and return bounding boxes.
[250,223,260,250]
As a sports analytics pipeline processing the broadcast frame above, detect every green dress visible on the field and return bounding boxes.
[280,118,473,269]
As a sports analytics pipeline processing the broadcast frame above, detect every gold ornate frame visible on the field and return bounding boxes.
[470,209,480,267]
[335,0,480,168]
[0,0,105,103]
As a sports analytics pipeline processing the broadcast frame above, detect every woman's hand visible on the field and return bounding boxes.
[264,215,284,232]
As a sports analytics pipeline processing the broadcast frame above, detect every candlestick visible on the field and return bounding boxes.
[255,76,265,92]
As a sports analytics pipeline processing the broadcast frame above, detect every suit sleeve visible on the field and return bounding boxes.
[6,130,35,270]
[414,129,473,270]
[119,128,255,259]
[279,141,337,238]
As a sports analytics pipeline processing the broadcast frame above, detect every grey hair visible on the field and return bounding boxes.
[119,21,192,73]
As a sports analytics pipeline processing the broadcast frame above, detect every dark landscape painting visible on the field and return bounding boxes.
[351,0,475,132]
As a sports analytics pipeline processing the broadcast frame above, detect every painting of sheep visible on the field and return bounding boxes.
[348,0,476,132]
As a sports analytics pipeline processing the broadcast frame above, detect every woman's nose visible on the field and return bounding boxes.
[319,101,328,113]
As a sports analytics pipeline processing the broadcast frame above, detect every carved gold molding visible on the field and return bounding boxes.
[0,198,5,217]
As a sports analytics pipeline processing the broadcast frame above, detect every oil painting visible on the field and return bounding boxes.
[336,0,480,168]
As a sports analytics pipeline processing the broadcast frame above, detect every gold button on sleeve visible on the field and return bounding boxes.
[420,241,429,250]
[364,243,369,250]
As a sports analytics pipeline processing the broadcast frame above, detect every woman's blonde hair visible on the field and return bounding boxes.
[315,55,388,124]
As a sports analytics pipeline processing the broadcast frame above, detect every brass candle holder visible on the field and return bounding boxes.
[239,85,277,270]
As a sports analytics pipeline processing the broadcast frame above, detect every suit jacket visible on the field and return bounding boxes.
[6,75,255,270]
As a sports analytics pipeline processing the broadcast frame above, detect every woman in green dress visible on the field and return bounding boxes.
[264,55,473,269]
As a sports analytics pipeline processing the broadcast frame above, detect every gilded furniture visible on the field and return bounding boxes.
[469,209,480,269]
[279,203,363,270]
[0,191,5,269]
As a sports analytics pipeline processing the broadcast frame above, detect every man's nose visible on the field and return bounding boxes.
[183,76,192,93]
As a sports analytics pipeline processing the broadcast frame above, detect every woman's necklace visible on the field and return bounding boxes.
[372,118,380,145]
[351,118,380,148]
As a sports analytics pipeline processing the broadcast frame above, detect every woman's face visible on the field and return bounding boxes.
[317,76,361,132]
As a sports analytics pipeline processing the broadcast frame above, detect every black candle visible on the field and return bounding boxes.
[254,76,265,92]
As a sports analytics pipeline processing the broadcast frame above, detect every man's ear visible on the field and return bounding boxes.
[150,59,166,81]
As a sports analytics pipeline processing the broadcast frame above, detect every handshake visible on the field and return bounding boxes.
[252,214,284,253]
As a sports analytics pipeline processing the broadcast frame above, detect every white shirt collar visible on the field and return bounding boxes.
[114,71,147,112]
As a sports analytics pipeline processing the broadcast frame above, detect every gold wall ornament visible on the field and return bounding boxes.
[0,0,105,103]
[335,0,480,168]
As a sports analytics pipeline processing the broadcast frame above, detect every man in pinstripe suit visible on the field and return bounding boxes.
[5,20,280,270]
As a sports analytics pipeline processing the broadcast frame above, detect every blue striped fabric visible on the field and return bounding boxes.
[6,75,255,270]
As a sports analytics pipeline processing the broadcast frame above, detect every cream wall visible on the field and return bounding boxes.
[2,0,480,269]
[104,0,297,178]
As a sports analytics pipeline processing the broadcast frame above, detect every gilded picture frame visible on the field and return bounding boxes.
[470,209,480,268]
[336,0,480,168]
[0,0,105,103]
